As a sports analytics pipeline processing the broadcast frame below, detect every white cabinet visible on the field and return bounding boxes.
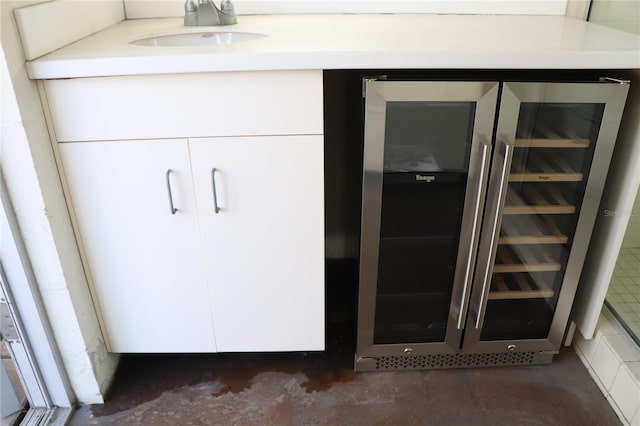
[59,139,217,352]
[47,71,325,353]
[43,71,323,141]
[190,136,325,352]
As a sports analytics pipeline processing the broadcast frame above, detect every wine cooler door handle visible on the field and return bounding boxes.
[474,139,514,329]
[165,169,178,215]
[211,168,221,214]
[456,140,492,330]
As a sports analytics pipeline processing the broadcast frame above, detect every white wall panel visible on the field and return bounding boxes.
[589,0,640,35]
[124,0,568,18]
[14,0,124,61]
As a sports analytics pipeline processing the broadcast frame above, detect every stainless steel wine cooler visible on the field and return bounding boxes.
[355,78,629,371]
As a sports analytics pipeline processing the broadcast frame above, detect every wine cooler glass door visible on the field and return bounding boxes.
[357,80,499,359]
[464,81,630,354]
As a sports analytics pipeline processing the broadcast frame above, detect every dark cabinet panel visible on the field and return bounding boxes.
[377,236,458,295]
[374,294,450,344]
[380,177,466,239]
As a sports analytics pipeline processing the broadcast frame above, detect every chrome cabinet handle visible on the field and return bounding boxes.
[165,169,178,215]
[475,141,514,329]
[211,168,220,214]
[457,140,491,330]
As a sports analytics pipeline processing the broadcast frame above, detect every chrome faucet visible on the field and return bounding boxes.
[184,0,237,26]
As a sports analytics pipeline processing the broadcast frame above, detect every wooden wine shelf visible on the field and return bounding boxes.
[493,245,562,273]
[490,120,581,300]
[489,273,555,300]
[514,139,590,148]
[515,122,591,149]
[499,215,568,245]
[509,152,584,182]
[504,186,576,215]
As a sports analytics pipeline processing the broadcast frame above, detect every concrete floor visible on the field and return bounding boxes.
[70,347,621,426]
[70,260,621,425]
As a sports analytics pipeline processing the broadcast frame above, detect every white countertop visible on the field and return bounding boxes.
[27,14,640,79]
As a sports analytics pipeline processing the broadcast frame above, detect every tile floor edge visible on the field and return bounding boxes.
[573,307,640,426]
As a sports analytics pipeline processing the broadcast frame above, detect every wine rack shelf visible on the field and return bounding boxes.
[515,122,590,149]
[493,245,562,273]
[489,273,555,300]
[514,139,590,148]
[509,152,583,182]
[491,122,585,300]
[504,185,576,215]
[499,215,568,245]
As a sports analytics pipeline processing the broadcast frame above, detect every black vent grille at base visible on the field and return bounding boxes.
[375,352,537,370]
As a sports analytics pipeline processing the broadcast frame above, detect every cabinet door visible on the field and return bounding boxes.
[190,136,325,352]
[59,140,216,352]
[464,82,629,354]
[356,81,498,364]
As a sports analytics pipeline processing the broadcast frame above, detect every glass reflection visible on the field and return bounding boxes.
[604,189,640,345]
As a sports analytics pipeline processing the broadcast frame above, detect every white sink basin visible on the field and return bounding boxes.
[130,31,267,47]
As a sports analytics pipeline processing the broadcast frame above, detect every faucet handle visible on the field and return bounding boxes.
[220,0,234,11]
[184,0,197,26]
[219,0,237,25]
